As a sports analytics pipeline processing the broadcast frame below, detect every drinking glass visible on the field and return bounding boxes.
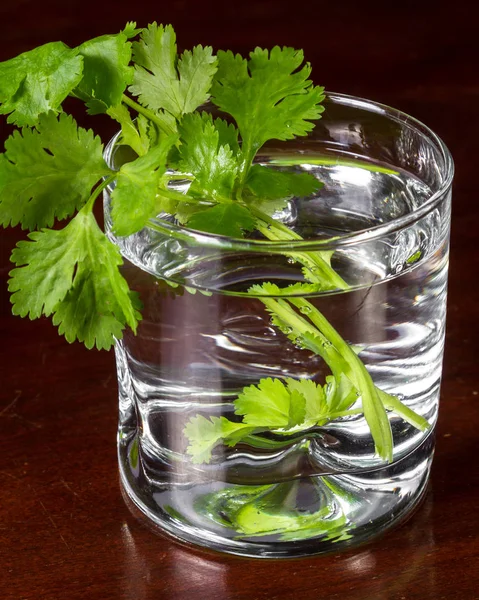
[104,92,453,558]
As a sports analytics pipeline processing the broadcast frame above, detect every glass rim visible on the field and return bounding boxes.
[106,91,454,253]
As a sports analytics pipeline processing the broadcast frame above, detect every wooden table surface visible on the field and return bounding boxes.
[1,2,478,599]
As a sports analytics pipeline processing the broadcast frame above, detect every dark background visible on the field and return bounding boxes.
[1,2,478,599]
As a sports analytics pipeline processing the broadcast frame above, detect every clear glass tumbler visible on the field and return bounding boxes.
[104,93,453,558]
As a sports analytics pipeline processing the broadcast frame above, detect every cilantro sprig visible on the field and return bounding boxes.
[129,23,217,122]
[0,42,83,126]
[0,22,222,348]
[0,23,332,348]
[0,112,111,230]
[185,376,363,465]
[0,24,429,477]
[211,47,325,188]
[185,287,430,464]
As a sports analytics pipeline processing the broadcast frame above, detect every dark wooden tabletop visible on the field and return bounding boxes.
[1,2,478,599]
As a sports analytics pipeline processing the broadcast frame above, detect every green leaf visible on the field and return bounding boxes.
[246,164,322,200]
[106,105,150,156]
[0,42,83,126]
[132,105,177,138]
[285,378,326,426]
[155,191,180,216]
[175,201,204,224]
[186,203,256,238]
[0,112,111,230]
[194,484,272,529]
[111,133,178,236]
[184,415,252,464]
[211,47,325,160]
[235,378,306,429]
[178,112,238,201]
[122,22,141,38]
[8,209,142,350]
[213,117,240,154]
[288,389,308,428]
[129,23,217,119]
[75,28,135,114]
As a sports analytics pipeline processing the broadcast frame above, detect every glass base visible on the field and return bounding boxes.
[118,431,434,559]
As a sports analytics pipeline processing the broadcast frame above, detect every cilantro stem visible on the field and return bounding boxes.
[327,408,364,420]
[121,94,171,135]
[237,140,258,192]
[250,205,349,290]
[378,390,430,432]
[240,434,302,449]
[254,290,395,461]
[84,174,117,212]
[289,298,393,462]
[260,296,318,338]
[259,296,350,380]
[158,186,211,205]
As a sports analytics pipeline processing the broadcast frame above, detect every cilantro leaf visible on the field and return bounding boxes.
[106,105,150,156]
[129,23,217,119]
[186,203,256,237]
[211,47,325,167]
[74,28,135,114]
[9,209,142,350]
[0,42,83,126]
[246,164,322,201]
[213,117,240,154]
[235,378,306,429]
[0,112,112,230]
[111,133,178,236]
[184,415,252,464]
[178,112,238,201]
[122,22,141,38]
[285,378,327,426]
[288,389,308,428]
[175,201,205,224]
[245,165,322,216]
